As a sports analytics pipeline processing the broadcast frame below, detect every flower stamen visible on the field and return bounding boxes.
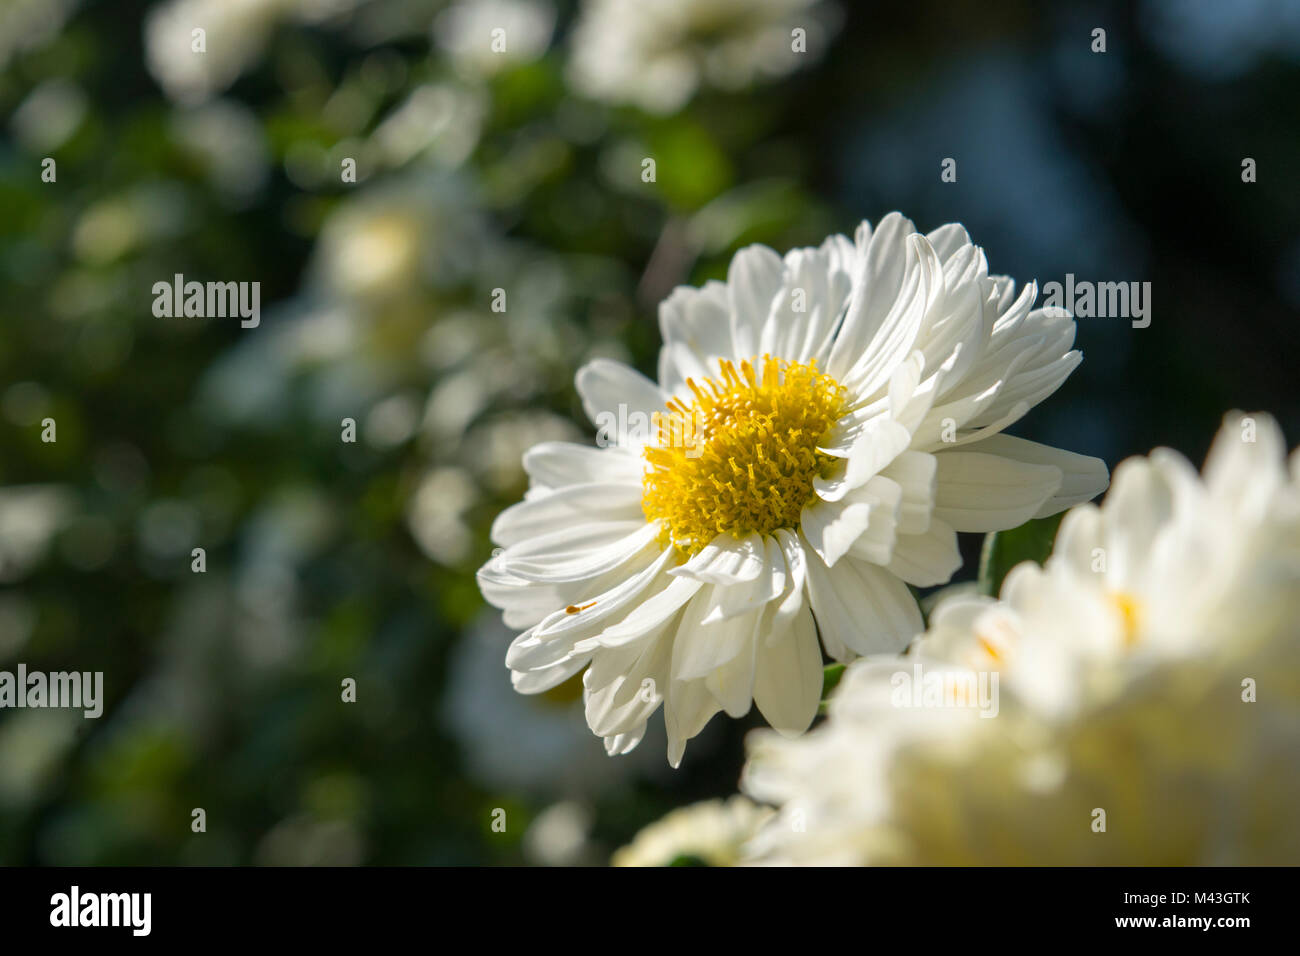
[641,355,847,557]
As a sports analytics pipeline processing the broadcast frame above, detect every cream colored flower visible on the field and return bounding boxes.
[434,0,555,79]
[613,796,773,866]
[743,412,1300,864]
[144,0,365,105]
[480,214,1107,765]
[566,0,834,113]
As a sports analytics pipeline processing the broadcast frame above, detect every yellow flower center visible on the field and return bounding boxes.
[641,355,848,557]
[1110,591,1143,646]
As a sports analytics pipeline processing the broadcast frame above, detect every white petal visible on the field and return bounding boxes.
[817,417,912,493]
[584,631,671,738]
[885,518,961,586]
[759,244,849,363]
[1050,502,1104,579]
[593,571,704,648]
[802,475,900,568]
[705,634,757,718]
[887,349,925,423]
[490,482,644,546]
[665,677,722,767]
[770,528,807,640]
[509,651,589,694]
[843,234,943,399]
[522,441,643,489]
[930,449,1064,532]
[804,547,923,659]
[826,212,918,383]
[800,495,874,568]
[956,432,1108,517]
[533,548,676,643]
[672,588,760,680]
[879,449,937,535]
[501,522,660,582]
[704,537,784,621]
[657,280,733,394]
[1097,456,1175,585]
[574,358,666,440]
[843,476,902,566]
[1204,410,1287,512]
[727,244,785,358]
[752,605,823,736]
[604,729,645,756]
[670,531,765,584]
[925,222,972,262]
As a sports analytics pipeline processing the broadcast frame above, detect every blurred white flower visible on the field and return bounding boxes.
[0,711,82,810]
[434,0,556,79]
[255,815,366,866]
[743,411,1300,864]
[170,100,271,205]
[307,174,489,304]
[198,172,492,428]
[368,83,487,169]
[144,0,366,104]
[145,0,286,105]
[567,0,835,113]
[0,0,80,72]
[408,467,479,567]
[613,795,773,866]
[464,411,584,494]
[10,79,87,154]
[481,214,1106,766]
[522,801,595,866]
[0,487,74,583]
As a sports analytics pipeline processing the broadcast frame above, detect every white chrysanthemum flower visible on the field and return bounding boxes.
[479,213,1108,766]
[566,0,834,114]
[0,486,74,583]
[433,0,555,79]
[742,412,1300,864]
[0,0,80,73]
[144,0,366,105]
[613,796,774,866]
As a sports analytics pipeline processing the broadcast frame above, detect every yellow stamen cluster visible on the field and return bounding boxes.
[642,355,847,557]
[1111,591,1142,646]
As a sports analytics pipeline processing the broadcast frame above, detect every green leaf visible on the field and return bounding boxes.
[977,513,1065,598]
[818,663,846,713]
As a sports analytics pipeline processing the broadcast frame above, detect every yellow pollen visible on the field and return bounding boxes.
[976,634,1003,663]
[1110,591,1142,646]
[641,355,847,557]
